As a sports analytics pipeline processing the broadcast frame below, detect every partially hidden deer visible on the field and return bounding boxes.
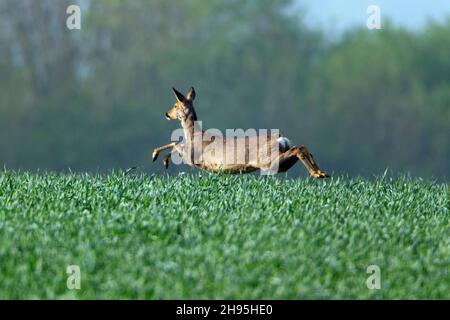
[152,87,330,178]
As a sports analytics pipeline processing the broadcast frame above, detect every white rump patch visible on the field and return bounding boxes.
[277,136,291,151]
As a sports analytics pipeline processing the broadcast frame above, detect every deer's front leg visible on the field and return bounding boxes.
[161,147,177,169]
[159,144,186,169]
[162,153,171,169]
[152,142,177,162]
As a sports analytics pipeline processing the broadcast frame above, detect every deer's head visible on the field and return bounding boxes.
[166,87,197,122]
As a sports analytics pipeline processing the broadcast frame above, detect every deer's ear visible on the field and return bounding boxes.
[186,87,196,102]
[172,87,186,102]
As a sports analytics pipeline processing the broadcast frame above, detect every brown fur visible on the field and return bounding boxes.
[152,87,329,178]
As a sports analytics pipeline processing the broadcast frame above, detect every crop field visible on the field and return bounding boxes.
[0,170,448,299]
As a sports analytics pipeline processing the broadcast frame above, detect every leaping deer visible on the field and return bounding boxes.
[152,87,329,178]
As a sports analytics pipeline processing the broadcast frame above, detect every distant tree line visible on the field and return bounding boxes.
[0,0,448,180]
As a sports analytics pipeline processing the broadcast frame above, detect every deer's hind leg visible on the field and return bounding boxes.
[298,145,329,178]
[270,145,329,178]
[274,152,298,173]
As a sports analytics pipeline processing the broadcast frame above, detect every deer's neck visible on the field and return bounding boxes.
[181,113,202,144]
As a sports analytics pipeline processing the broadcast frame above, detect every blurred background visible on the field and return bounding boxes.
[0,0,449,180]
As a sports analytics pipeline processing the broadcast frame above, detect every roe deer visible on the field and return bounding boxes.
[152,87,329,178]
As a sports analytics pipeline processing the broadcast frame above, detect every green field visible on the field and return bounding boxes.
[0,170,448,299]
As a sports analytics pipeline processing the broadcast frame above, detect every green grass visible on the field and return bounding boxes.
[0,170,448,299]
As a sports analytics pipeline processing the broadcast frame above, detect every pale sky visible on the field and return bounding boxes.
[300,0,450,34]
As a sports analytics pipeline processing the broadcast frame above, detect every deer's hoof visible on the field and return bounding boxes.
[163,159,169,169]
[318,170,330,178]
[312,171,330,179]
[152,151,158,162]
